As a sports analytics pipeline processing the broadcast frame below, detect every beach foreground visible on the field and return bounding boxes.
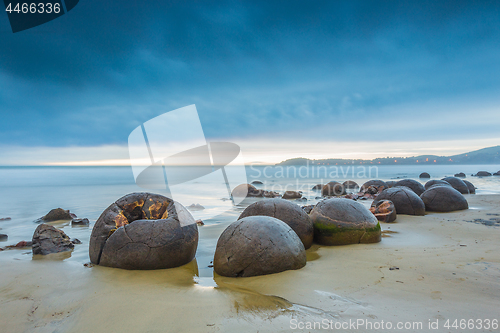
[0,194,499,332]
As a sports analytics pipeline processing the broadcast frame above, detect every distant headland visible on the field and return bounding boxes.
[276,145,500,166]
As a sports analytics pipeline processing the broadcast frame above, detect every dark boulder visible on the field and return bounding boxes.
[442,177,469,194]
[311,184,323,190]
[251,180,263,185]
[361,180,388,191]
[462,180,476,194]
[343,180,359,189]
[385,181,397,188]
[425,180,452,190]
[282,191,302,199]
[395,179,426,196]
[32,224,74,255]
[238,198,314,249]
[0,217,11,221]
[71,218,89,226]
[322,181,346,196]
[375,187,425,216]
[454,172,466,178]
[475,171,492,177]
[494,171,500,176]
[36,208,75,222]
[89,193,198,270]
[213,216,306,277]
[310,198,381,245]
[370,200,397,223]
[0,234,7,241]
[420,186,468,212]
[419,172,431,179]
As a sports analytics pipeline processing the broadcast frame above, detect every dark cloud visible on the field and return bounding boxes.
[0,0,500,148]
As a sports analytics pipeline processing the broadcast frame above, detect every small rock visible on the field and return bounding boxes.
[0,217,11,221]
[302,205,315,214]
[474,171,492,177]
[0,234,8,241]
[84,262,94,268]
[13,240,32,248]
[454,172,466,178]
[370,200,397,223]
[493,170,500,176]
[196,219,204,226]
[71,238,82,244]
[389,267,399,270]
[32,224,74,255]
[187,203,205,210]
[71,218,89,226]
[35,208,75,223]
[419,172,431,178]
[296,197,307,202]
[251,180,263,185]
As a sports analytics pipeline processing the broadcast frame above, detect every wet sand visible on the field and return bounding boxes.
[0,194,499,332]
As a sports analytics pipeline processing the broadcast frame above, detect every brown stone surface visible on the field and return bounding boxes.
[370,200,397,223]
[442,177,469,194]
[32,224,74,255]
[322,181,346,196]
[395,179,426,196]
[420,186,469,212]
[375,187,425,216]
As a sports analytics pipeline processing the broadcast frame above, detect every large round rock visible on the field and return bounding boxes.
[395,179,426,196]
[442,177,469,194]
[463,180,476,194]
[238,198,314,249]
[419,172,431,178]
[375,187,425,216]
[420,186,469,212]
[361,180,388,191]
[89,193,198,270]
[322,181,346,196]
[213,216,306,277]
[309,198,381,245]
[425,179,452,190]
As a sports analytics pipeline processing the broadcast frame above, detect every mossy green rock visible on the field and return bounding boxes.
[310,198,381,245]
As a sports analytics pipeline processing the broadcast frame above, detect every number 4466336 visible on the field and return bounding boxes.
[5,2,61,14]
[444,319,498,330]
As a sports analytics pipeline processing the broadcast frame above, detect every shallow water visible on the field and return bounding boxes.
[0,164,499,277]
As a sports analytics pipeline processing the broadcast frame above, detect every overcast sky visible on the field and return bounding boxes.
[1,1,500,164]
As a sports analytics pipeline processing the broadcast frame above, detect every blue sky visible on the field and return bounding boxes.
[1,1,500,164]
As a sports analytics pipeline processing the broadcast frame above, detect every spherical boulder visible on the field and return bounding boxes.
[375,187,425,216]
[251,180,263,185]
[213,216,306,277]
[494,171,500,176]
[419,172,431,178]
[370,200,397,223]
[442,177,469,194]
[309,198,381,245]
[311,184,323,190]
[238,198,314,249]
[322,181,346,196]
[454,172,466,178]
[475,171,492,177]
[343,180,359,189]
[89,193,198,270]
[231,184,261,198]
[425,180,452,190]
[386,181,397,188]
[420,186,468,212]
[282,191,302,199]
[462,180,476,194]
[361,180,388,191]
[395,179,426,196]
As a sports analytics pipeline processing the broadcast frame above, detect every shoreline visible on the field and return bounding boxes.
[0,194,499,332]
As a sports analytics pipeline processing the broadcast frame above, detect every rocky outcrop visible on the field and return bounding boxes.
[32,224,74,255]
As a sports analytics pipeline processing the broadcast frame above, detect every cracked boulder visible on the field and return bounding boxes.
[213,216,306,277]
[442,177,469,194]
[32,224,74,255]
[395,179,426,196]
[361,180,388,191]
[375,187,425,216]
[89,192,198,270]
[238,198,314,249]
[310,198,381,245]
[322,181,346,196]
[370,200,397,223]
[420,186,468,212]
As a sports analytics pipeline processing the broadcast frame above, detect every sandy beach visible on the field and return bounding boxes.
[0,193,498,332]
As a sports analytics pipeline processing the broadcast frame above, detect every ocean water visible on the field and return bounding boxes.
[0,164,499,270]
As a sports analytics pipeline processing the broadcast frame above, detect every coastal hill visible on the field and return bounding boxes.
[276,145,500,166]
